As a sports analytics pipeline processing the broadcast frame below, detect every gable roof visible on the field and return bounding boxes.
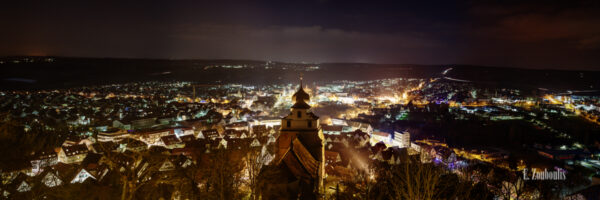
[161,135,182,146]
[40,171,63,188]
[16,181,31,192]
[159,160,176,171]
[276,138,320,179]
[62,144,89,156]
[70,168,96,184]
[51,163,78,181]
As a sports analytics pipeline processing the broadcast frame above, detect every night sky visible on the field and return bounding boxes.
[2,0,600,70]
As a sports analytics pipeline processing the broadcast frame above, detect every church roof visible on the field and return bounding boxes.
[291,84,311,109]
[291,101,311,109]
[292,87,310,102]
[292,82,310,106]
[276,138,320,179]
[291,138,320,177]
[290,75,312,109]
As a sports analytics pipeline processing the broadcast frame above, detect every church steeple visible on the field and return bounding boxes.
[272,74,324,199]
[292,74,311,109]
[300,73,303,88]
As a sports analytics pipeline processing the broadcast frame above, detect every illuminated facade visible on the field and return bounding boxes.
[58,144,89,164]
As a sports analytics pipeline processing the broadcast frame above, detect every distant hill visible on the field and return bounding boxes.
[0,57,443,90]
[0,57,598,91]
[445,65,600,92]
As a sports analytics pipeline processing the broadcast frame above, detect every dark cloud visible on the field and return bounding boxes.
[457,1,600,69]
[0,0,599,70]
[468,2,600,45]
[167,24,444,63]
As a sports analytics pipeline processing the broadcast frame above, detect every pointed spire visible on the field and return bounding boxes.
[291,73,311,109]
[299,72,304,89]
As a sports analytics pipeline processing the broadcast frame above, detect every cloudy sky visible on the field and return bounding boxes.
[1,0,600,70]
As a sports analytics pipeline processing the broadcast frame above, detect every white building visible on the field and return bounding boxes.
[371,131,410,148]
[371,131,393,146]
[393,131,410,148]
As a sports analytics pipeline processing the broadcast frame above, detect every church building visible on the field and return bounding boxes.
[260,77,325,199]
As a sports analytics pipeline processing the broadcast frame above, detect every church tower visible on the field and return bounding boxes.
[274,76,325,199]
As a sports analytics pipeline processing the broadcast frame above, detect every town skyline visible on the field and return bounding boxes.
[1,1,600,199]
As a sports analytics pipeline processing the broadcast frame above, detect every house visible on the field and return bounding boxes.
[322,125,343,135]
[371,131,393,146]
[168,155,193,169]
[58,144,89,164]
[159,160,176,172]
[2,189,9,198]
[179,135,196,143]
[217,139,228,149]
[70,168,96,184]
[161,135,184,149]
[325,151,342,165]
[195,130,205,139]
[266,135,276,145]
[251,125,268,137]
[135,128,174,146]
[10,173,32,193]
[225,129,249,139]
[173,127,194,138]
[40,170,63,188]
[262,152,274,165]
[225,121,250,131]
[62,135,90,146]
[253,118,281,128]
[345,121,373,136]
[97,128,129,142]
[16,181,31,193]
[343,129,370,147]
[201,129,220,139]
[81,153,103,168]
[31,150,58,174]
[119,138,148,152]
[250,138,262,147]
[226,138,253,150]
[179,158,193,168]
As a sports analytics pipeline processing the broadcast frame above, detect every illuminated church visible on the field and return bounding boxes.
[259,77,325,199]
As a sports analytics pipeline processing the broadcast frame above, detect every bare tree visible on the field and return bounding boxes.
[392,163,442,199]
[98,142,165,200]
[242,145,272,200]
[43,182,120,200]
[339,164,376,200]
[201,148,244,200]
[172,158,203,200]
[487,169,529,200]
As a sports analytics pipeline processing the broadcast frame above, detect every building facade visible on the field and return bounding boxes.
[270,79,325,199]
